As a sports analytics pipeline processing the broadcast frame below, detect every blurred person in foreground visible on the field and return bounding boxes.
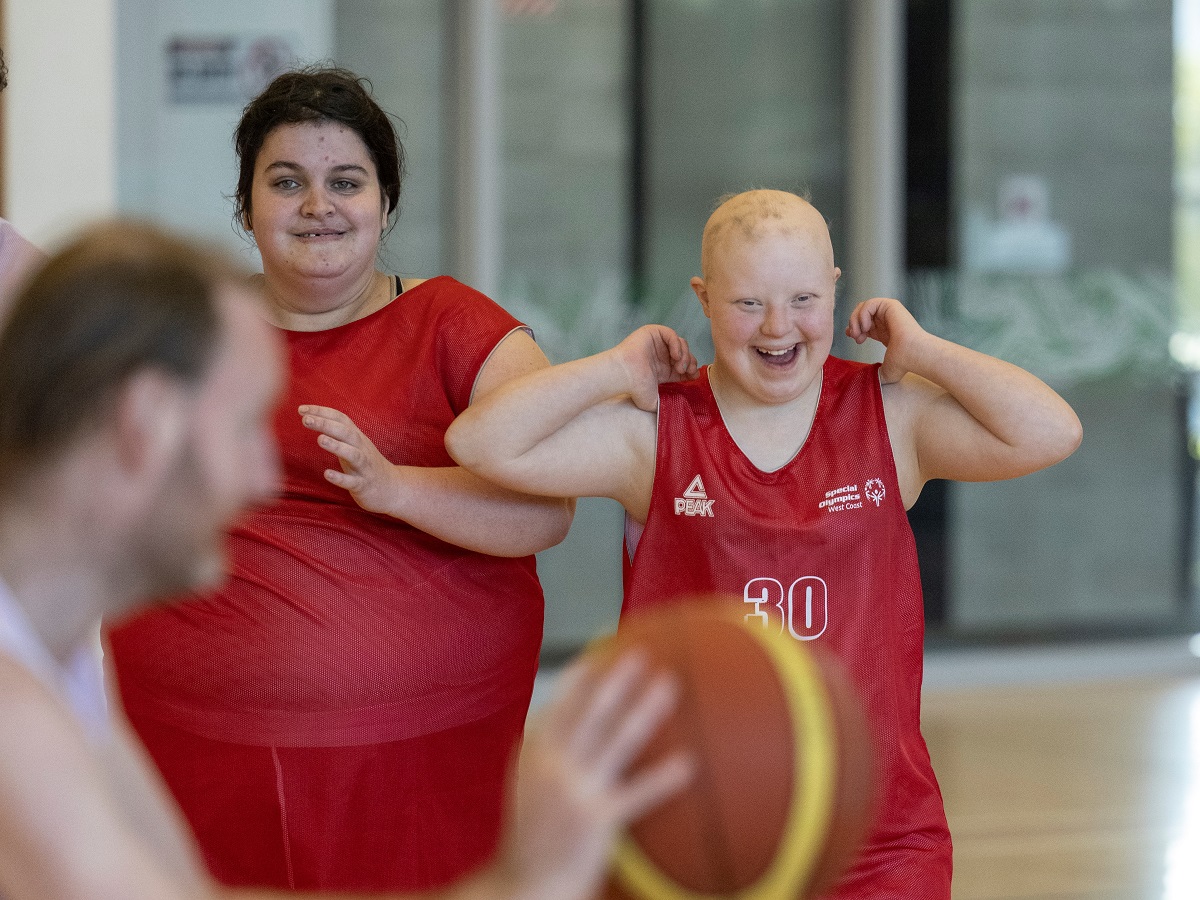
[0,220,689,900]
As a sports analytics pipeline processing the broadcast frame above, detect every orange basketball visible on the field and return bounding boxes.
[589,600,875,900]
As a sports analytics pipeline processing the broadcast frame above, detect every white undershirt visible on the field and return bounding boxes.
[0,578,110,744]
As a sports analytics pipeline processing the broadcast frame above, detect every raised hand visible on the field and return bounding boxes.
[298,405,398,514]
[608,325,699,412]
[498,651,691,900]
[844,297,927,384]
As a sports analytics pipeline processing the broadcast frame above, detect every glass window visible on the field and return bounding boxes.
[916,0,1182,635]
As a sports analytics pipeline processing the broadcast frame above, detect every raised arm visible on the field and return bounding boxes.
[300,330,573,557]
[846,297,1082,508]
[445,325,697,523]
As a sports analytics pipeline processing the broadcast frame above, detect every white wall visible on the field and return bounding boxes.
[5,0,118,247]
[3,0,334,252]
[117,0,334,256]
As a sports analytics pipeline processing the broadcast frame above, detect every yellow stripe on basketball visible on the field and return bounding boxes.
[613,618,838,900]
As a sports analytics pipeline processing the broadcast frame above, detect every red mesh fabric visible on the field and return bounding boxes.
[108,277,543,891]
[109,276,543,747]
[127,701,525,892]
[623,360,952,899]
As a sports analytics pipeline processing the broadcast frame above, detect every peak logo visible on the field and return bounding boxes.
[674,475,714,517]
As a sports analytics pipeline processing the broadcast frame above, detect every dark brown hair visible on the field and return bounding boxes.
[233,66,404,229]
[0,221,242,489]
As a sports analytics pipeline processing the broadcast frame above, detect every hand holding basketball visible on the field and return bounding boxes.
[500,652,694,900]
[589,602,876,900]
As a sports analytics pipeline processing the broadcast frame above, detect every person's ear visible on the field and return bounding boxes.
[242,208,254,233]
[690,276,713,320]
[833,266,842,284]
[113,369,188,479]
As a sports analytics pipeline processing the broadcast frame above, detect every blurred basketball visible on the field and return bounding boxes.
[589,600,875,900]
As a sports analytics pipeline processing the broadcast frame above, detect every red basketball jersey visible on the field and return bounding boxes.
[109,277,544,747]
[624,360,952,899]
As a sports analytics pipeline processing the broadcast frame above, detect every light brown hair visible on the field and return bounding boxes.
[0,221,247,490]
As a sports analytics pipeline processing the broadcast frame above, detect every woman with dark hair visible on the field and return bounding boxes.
[107,67,572,893]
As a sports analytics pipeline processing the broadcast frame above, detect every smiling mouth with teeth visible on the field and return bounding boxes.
[753,345,800,367]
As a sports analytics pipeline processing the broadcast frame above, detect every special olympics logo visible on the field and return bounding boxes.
[864,478,886,506]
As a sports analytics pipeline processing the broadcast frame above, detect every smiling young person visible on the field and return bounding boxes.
[107,67,575,893]
[248,119,398,328]
[446,188,1084,898]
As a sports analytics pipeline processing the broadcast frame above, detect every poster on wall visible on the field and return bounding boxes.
[166,34,298,105]
[961,174,1072,276]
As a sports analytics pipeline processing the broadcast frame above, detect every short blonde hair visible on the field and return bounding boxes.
[699,189,833,279]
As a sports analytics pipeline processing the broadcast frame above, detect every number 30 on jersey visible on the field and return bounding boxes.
[742,576,828,640]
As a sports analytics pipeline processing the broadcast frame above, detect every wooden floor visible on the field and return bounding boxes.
[534,640,1200,897]
[923,673,1200,899]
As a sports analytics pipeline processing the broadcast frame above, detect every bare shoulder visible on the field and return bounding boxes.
[0,654,203,899]
[0,652,68,730]
[0,652,93,782]
[0,654,98,858]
